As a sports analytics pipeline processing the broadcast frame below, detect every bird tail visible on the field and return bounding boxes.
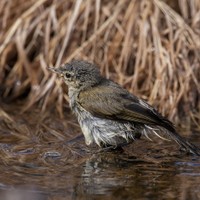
[143,125,200,156]
[170,131,200,156]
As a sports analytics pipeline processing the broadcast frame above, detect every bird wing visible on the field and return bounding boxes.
[78,81,200,156]
[78,81,175,132]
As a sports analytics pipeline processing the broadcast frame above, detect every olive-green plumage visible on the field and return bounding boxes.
[48,60,200,155]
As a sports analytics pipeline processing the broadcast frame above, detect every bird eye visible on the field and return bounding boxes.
[65,72,71,78]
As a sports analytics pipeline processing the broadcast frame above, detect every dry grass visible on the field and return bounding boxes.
[0,0,200,128]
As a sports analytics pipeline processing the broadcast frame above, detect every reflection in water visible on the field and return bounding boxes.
[73,152,200,200]
[0,188,47,200]
[0,105,200,199]
[0,142,200,200]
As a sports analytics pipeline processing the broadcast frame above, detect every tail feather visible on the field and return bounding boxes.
[170,131,200,156]
[143,125,200,156]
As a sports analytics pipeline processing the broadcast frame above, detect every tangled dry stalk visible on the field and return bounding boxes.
[0,0,200,129]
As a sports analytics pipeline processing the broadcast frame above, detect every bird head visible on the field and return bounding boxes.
[48,60,102,90]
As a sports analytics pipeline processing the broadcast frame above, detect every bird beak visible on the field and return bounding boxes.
[47,67,64,77]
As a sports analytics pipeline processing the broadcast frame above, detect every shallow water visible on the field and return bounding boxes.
[0,104,200,200]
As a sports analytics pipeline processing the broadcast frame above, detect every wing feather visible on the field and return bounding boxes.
[78,80,175,132]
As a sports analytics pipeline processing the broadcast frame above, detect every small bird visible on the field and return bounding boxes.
[48,60,200,155]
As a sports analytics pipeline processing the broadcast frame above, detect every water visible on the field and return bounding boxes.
[0,104,200,200]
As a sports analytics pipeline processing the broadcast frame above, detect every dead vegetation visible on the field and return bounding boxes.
[0,0,200,129]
